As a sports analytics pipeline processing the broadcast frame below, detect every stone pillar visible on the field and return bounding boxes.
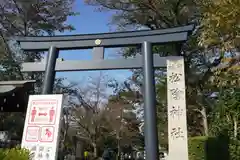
[167,56,188,160]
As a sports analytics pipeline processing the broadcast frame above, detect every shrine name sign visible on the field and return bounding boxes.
[21,94,63,160]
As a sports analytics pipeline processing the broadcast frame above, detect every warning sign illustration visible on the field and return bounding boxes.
[49,107,55,123]
[31,107,37,122]
[21,95,63,160]
[28,100,58,125]
[25,126,40,142]
[40,126,54,142]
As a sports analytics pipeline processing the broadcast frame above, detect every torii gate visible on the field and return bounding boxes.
[15,25,194,160]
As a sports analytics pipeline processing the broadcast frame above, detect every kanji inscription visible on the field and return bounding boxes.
[169,105,183,119]
[167,57,188,160]
[170,127,185,139]
[169,72,183,83]
[169,88,184,100]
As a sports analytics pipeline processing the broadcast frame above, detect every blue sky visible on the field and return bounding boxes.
[55,0,132,84]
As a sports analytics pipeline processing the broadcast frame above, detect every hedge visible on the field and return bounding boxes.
[0,147,30,160]
[189,136,240,160]
[188,136,206,160]
[229,139,240,160]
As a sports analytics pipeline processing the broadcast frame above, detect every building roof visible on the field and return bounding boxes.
[0,80,36,95]
[0,80,36,112]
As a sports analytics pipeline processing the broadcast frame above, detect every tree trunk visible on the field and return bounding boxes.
[93,143,98,158]
[59,114,69,160]
[201,106,209,136]
[233,116,238,138]
[117,134,120,160]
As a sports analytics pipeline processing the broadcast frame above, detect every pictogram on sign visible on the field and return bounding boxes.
[31,107,37,122]
[49,107,55,123]
[25,126,40,142]
[28,100,58,125]
[40,126,54,142]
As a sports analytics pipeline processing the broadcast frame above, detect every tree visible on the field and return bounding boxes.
[199,0,240,51]
[70,106,111,158]
[85,0,199,29]
[66,74,143,159]
[0,112,26,141]
[208,54,240,138]
[211,88,240,138]
[85,0,201,55]
[84,0,240,140]
[107,88,143,159]
[67,73,112,158]
[0,0,75,37]
[53,79,79,158]
[0,0,77,81]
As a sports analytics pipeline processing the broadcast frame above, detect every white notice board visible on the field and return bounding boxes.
[21,94,63,160]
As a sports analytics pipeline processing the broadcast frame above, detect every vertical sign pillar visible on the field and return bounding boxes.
[42,46,59,94]
[142,41,159,160]
[167,56,188,160]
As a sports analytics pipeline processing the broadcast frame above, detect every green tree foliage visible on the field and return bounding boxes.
[0,0,76,37]
[85,0,198,28]
[0,147,30,160]
[0,112,26,140]
[199,0,240,50]
[211,89,240,137]
[0,0,77,80]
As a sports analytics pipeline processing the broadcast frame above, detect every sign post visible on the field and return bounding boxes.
[21,94,63,160]
[167,57,188,160]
